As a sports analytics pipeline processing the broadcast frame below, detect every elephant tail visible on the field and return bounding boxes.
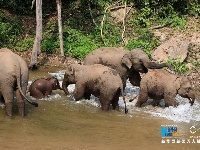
[16,68,38,107]
[120,88,128,114]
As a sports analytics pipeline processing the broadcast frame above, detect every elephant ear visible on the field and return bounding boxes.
[69,65,75,75]
[173,76,181,90]
[128,68,141,86]
[121,54,132,69]
[66,64,75,76]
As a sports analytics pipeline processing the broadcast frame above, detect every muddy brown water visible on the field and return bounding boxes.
[0,67,200,150]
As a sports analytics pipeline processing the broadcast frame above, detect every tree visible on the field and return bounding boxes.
[29,0,42,70]
[56,0,65,61]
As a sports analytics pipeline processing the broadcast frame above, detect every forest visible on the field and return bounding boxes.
[0,0,200,68]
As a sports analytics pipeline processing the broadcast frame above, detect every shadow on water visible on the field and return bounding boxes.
[0,66,200,150]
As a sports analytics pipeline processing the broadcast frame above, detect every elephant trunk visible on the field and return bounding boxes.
[188,91,195,106]
[143,61,169,69]
[56,78,63,90]
[62,74,69,95]
[120,87,128,114]
[189,97,195,106]
[179,90,195,106]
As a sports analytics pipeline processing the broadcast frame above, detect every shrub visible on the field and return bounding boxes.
[63,28,98,59]
[125,29,159,57]
[166,58,189,74]
[15,37,34,51]
[0,11,22,48]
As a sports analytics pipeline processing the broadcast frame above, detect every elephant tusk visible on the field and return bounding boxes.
[189,98,193,102]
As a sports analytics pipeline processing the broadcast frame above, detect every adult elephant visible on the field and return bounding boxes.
[29,77,62,99]
[83,47,169,88]
[62,64,128,113]
[0,48,38,116]
[135,69,195,107]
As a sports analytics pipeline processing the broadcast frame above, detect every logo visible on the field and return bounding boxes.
[160,125,200,144]
[161,125,179,137]
[190,126,200,134]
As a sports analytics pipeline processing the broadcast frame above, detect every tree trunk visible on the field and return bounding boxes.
[29,0,42,70]
[56,0,65,61]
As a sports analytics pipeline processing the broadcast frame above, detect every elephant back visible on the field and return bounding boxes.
[83,47,127,67]
[0,50,18,74]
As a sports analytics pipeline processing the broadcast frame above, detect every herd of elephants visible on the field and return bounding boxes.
[0,47,196,117]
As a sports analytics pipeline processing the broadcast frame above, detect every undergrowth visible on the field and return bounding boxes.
[0,0,200,73]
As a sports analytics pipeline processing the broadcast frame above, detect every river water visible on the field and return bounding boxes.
[0,67,200,150]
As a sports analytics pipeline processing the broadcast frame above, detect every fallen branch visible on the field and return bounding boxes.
[100,1,125,45]
[100,7,109,45]
[121,3,133,44]
[109,4,133,11]
[100,2,133,45]
[121,1,127,43]
[150,20,173,30]
[31,0,36,9]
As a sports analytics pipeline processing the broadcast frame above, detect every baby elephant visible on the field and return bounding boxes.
[29,77,62,99]
[62,64,128,113]
[135,70,195,107]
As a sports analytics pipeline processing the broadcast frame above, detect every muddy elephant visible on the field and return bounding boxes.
[0,48,38,116]
[83,47,168,88]
[29,77,62,99]
[62,64,128,113]
[135,69,195,107]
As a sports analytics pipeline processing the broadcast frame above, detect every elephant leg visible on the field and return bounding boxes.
[84,92,91,100]
[152,99,160,107]
[0,93,4,102]
[44,89,52,98]
[164,94,177,107]
[1,88,14,116]
[30,89,44,99]
[111,90,120,111]
[5,102,13,117]
[15,89,25,116]
[135,92,148,107]
[73,84,85,101]
[99,94,110,111]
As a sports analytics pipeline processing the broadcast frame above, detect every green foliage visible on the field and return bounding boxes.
[135,7,151,28]
[15,37,34,51]
[188,0,200,16]
[0,11,22,48]
[100,20,122,47]
[0,0,200,62]
[63,28,98,59]
[0,0,32,15]
[171,15,188,29]
[125,29,159,57]
[166,58,189,75]
[41,19,60,53]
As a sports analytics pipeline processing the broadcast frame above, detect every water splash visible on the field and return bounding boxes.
[120,81,200,123]
[29,93,62,101]
[48,70,65,80]
[0,102,5,108]
[51,75,200,123]
[147,96,200,123]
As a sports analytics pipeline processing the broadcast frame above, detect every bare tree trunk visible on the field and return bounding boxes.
[56,0,65,61]
[29,0,42,70]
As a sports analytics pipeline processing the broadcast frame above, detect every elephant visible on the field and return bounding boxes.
[83,47,169,88]
[135,69,195,107]
[0,48,38,116]
[62,64,128,113]
[29,77,63,99]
